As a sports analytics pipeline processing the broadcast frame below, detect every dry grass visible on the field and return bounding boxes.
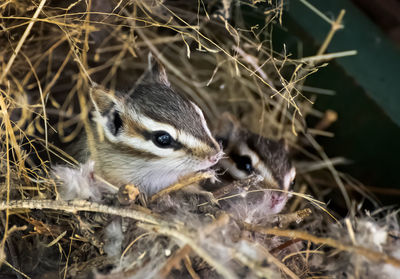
[0,0,398,278]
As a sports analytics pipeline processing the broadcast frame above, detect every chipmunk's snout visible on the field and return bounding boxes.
[208,155,219,164]
[207,150,223,165]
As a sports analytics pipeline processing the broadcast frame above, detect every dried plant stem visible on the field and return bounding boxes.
[305,133,351,210]
[256,244,299,279]
[245,225,400,268]
[211,175,264,199]
[300,50,357,64]
[231,248,277,279]
[159,214,229,277]
[120,232,151,263]
[0,200,160,225]
[159,3,299,109]
[289,184,308,212]
[298,0,340,27]
[317,9,346,56]
[0,94,13,258]
[159,244,193,278]
[184,255,200,279]
[150,172,214,202]
[0,0,47,84]
[3,260,30,279]
[273,208,312,228]
[138,223,237,279]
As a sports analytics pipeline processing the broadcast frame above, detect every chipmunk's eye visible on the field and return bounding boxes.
[290,178,296,187]
[152,131,173,148]
[235,155,253,174]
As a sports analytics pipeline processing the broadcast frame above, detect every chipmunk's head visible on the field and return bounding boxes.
[214,113,295,214]
[89,55,222,196]
[214,113,296,192]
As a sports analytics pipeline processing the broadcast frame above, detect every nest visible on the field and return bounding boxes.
[0,0,399,278]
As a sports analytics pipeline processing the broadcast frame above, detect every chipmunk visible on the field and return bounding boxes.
[70,55,222,197]
[211,112,296,215]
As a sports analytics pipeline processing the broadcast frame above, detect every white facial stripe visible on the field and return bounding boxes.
[130,109,214,152]
[256,162,278,188]
[238,143,260,166]
[129,111,178,139]
[283,167,296,190]
[178,130,212,151]
[191,102,214,139]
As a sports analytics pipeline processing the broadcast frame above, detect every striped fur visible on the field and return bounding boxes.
[80,82,222,196]
[214,112,295,191]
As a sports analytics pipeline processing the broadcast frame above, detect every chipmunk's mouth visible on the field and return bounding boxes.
[197,150,223,170]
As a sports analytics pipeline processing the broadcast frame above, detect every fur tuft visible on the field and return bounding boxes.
[53,160,116,201]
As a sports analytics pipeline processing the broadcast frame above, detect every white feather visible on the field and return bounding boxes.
[53,161,115,201]
[103,219,124,258]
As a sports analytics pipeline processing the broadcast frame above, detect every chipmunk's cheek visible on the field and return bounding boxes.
[191,150,223,171]
[195,160,214,171]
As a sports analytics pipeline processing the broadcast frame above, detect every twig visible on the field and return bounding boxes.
[244,225,400,268]
[184,255,200,279]
[269,238,303,255]
[158,213,229,277]
[289,184,307,212]
[273,208,312,228]
[0,0,47,84]
[211,175,264,199]
[150,172,214,202]
[317,10,346,56]
[230,246,278,279]
[159,244,193,278]
[300,50,357,64]
[0,200,160,225]
[139,223,237,279]
[314,109,338,131]
[256,244,299,279]
[298,0,343,28]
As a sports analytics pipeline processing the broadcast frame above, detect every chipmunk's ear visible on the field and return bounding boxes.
[146,52,171,87]
[90,84,118,115]
[90,85,123,137]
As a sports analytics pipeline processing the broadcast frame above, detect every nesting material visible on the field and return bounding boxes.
[0,1,399,279]
[53,160,117,202]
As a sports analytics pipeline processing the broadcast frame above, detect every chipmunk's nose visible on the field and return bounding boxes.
[208,151,223,165]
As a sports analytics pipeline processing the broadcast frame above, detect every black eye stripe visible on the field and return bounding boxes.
[230,152,253,174]
[140,130,182,150]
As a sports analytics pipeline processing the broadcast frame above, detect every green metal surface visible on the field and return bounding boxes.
[276,0,400,194]
[287,0,400,127]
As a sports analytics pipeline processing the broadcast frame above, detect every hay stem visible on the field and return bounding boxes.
[245,226,400,268]
[0,0,47,84]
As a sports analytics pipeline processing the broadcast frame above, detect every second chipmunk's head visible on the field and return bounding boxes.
[89,54,222,196]
[214,113,296,192]
[214,113,295,214]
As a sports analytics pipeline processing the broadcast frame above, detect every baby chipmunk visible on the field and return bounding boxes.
[73,54,222,196]
[213,112,296,214]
